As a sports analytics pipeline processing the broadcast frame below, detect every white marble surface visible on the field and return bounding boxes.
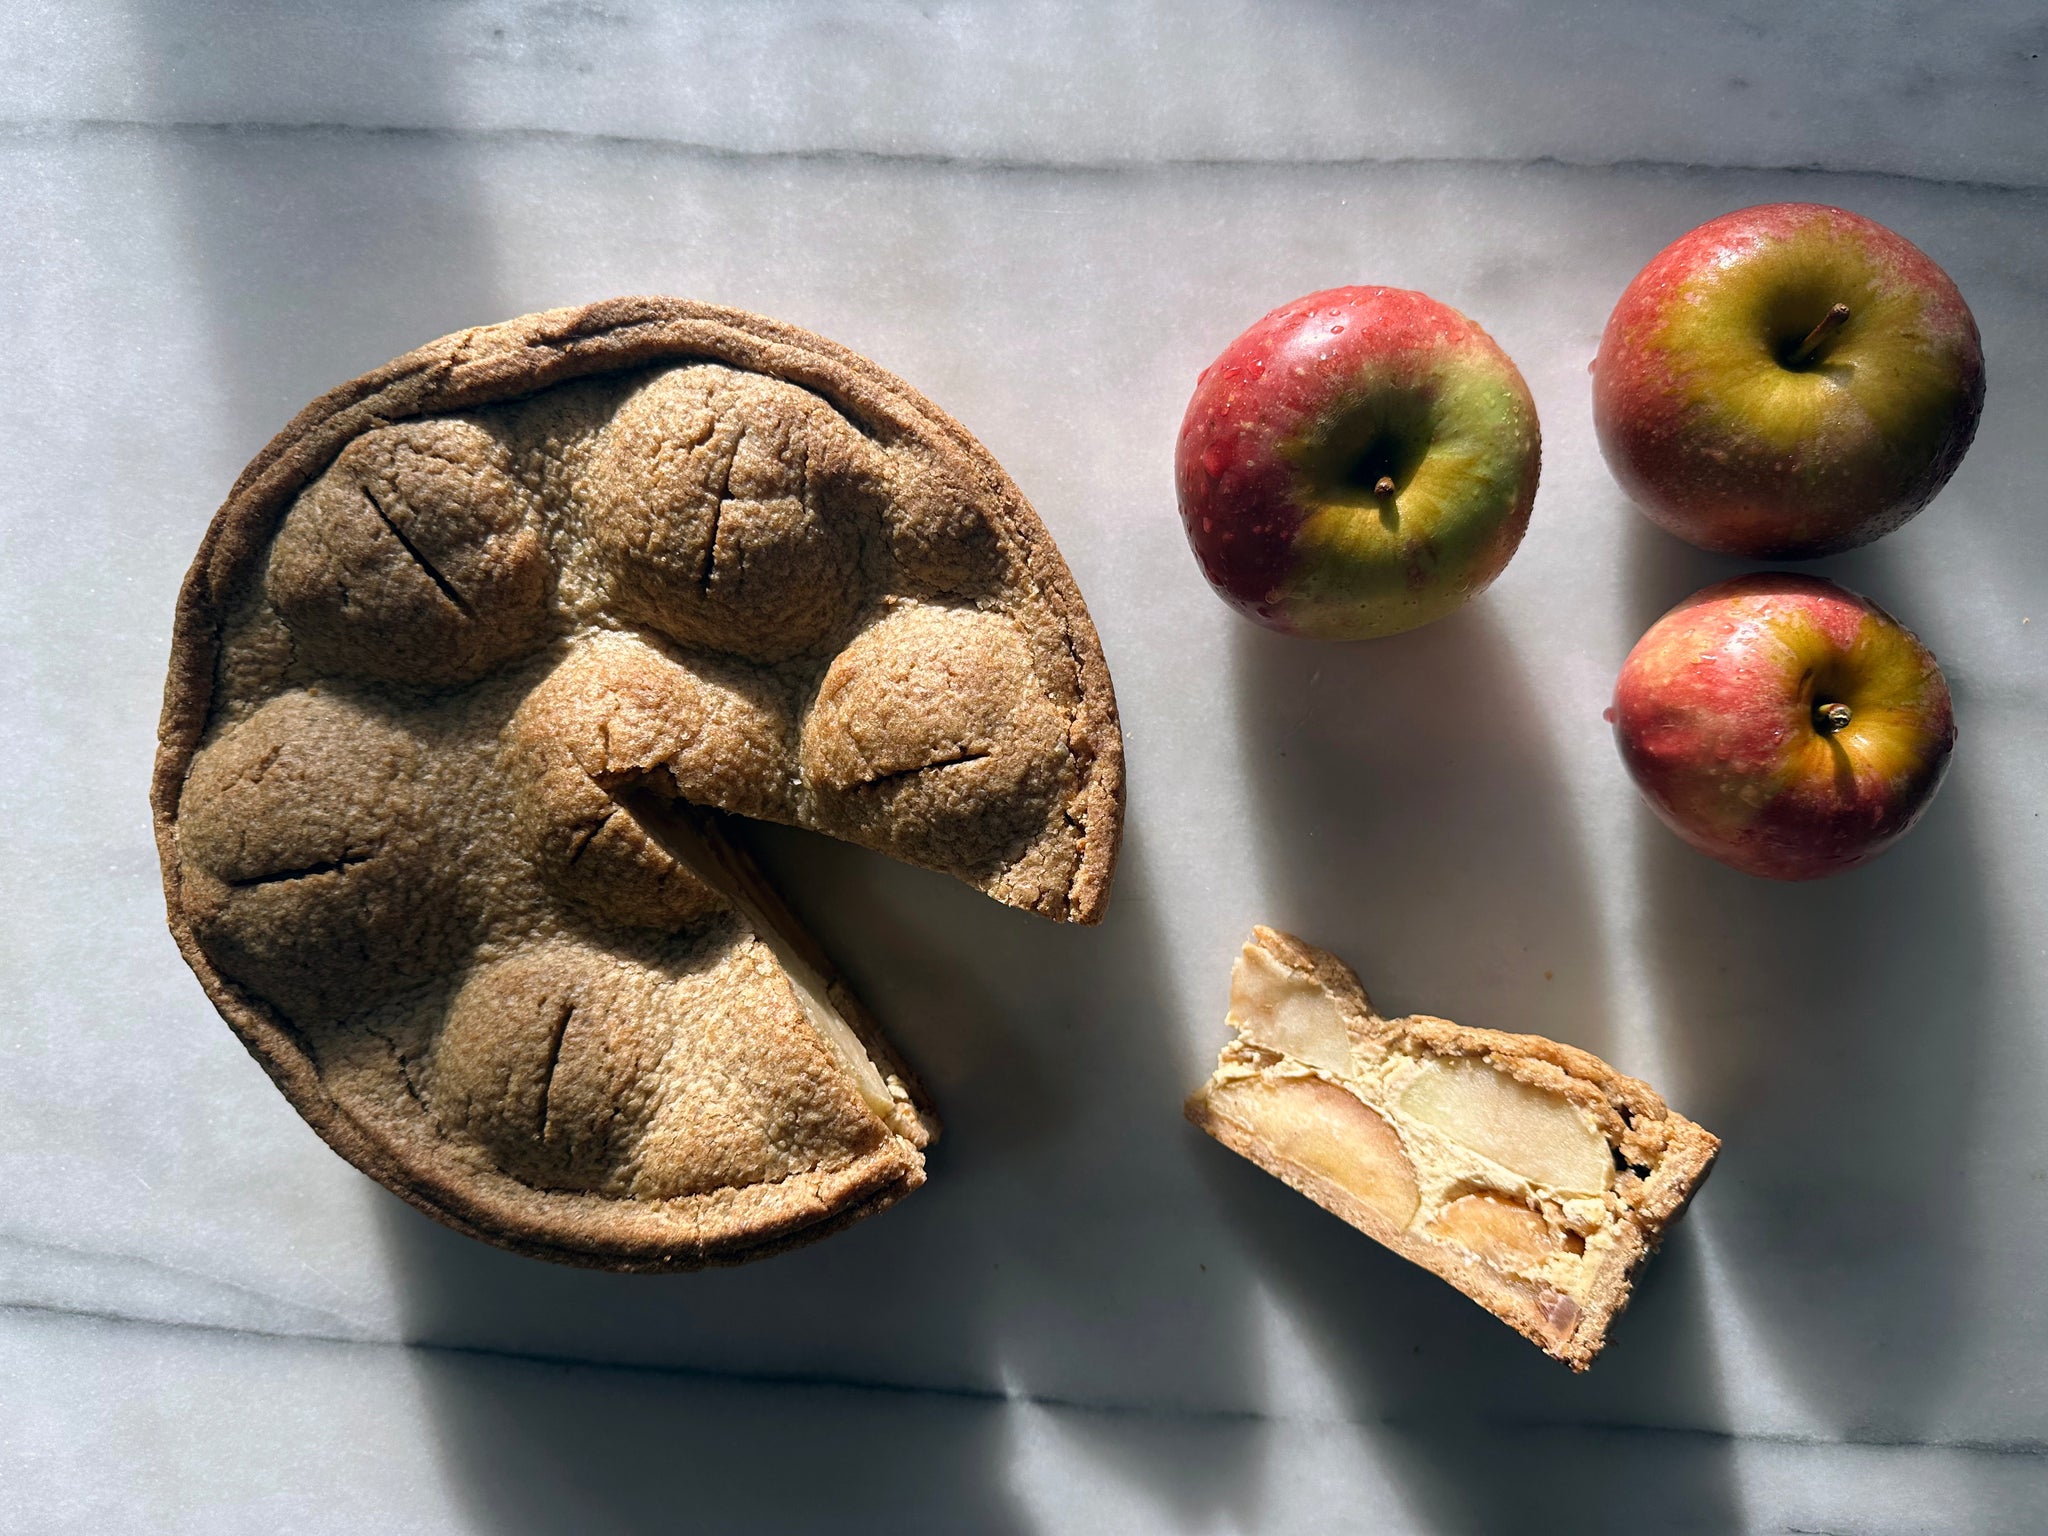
[5,3,2047,1531]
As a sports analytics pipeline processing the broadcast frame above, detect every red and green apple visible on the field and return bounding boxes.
[1593,203,1985,558]
[1610,573,1955,881]
[1175,286,1540,639]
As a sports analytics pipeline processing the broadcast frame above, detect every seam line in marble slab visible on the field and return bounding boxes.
[7,1299,2047,1459]
[0,1231,374,1340]
[2,116,2044,196]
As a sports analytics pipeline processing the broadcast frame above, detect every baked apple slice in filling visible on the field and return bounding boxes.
[1187,926,1718,1369]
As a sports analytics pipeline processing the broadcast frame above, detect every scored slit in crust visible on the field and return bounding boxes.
[1187,927,1718,1369]
[153,297,1124,1270]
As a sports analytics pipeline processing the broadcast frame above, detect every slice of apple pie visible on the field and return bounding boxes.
[1187,927,1718,1369]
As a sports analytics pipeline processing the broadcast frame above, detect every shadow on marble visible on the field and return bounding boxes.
[116,8,1254,1524]
[1623,508,1993,1443]
[115,7,1280,1516]
[1211,605,1740,1533]
[389,1342,1033,1535]
[376,824,1277,1533]
[126,0,514,460]
[1229,604,1621,1052]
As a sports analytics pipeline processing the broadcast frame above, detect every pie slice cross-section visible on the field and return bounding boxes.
[1187,927,1718,1368]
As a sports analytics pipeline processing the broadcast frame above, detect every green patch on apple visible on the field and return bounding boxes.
[1176,285,1541,641]
[1595,203,1984,558]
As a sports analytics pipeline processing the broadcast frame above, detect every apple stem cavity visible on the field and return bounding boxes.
[1816,700,1854,734]
[1788,304,1852,369]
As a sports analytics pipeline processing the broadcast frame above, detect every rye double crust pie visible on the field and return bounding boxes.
[1188,928,1718,1368]
[153,298,1124,1269]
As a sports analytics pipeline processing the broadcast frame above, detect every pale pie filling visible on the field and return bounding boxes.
[621,788,918,1132]
[1206,943,1626,1304]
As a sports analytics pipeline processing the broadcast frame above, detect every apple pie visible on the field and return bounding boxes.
[1187,928,1718,1368]
[153,298,1123,1269]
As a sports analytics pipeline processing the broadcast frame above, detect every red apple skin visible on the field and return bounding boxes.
[1611,574,1955,881]
[1594,204,1985,558]
[1176,286,1539,638]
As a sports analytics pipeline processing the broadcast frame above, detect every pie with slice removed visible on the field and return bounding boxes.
[1187,927,1717,1368]
[154,298,1123,1269]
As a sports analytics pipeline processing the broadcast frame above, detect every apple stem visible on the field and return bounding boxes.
[1373,476,1396,497]
[1790,304,1852,368]
[1817,701,1853,734]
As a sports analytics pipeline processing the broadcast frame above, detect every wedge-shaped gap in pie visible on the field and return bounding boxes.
[1186,927,1718,1369]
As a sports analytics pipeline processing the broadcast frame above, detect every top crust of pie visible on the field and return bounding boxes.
[152,297,1124,1268]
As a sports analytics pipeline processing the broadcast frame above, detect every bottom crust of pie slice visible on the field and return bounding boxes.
[1187,927,1719,1370]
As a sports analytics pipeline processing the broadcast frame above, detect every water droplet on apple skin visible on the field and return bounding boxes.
[1602,706,1616,723]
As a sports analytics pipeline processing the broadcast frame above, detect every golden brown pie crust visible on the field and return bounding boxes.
[154,297,1124,1269]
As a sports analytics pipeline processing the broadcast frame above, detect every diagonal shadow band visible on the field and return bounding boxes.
[1623,506,1990,1443]
[373,816,1271,1531]
[1209,603,1740,1533]
[122,4,1226,1524]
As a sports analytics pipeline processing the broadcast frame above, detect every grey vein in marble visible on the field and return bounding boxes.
[5,0,2046,185]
